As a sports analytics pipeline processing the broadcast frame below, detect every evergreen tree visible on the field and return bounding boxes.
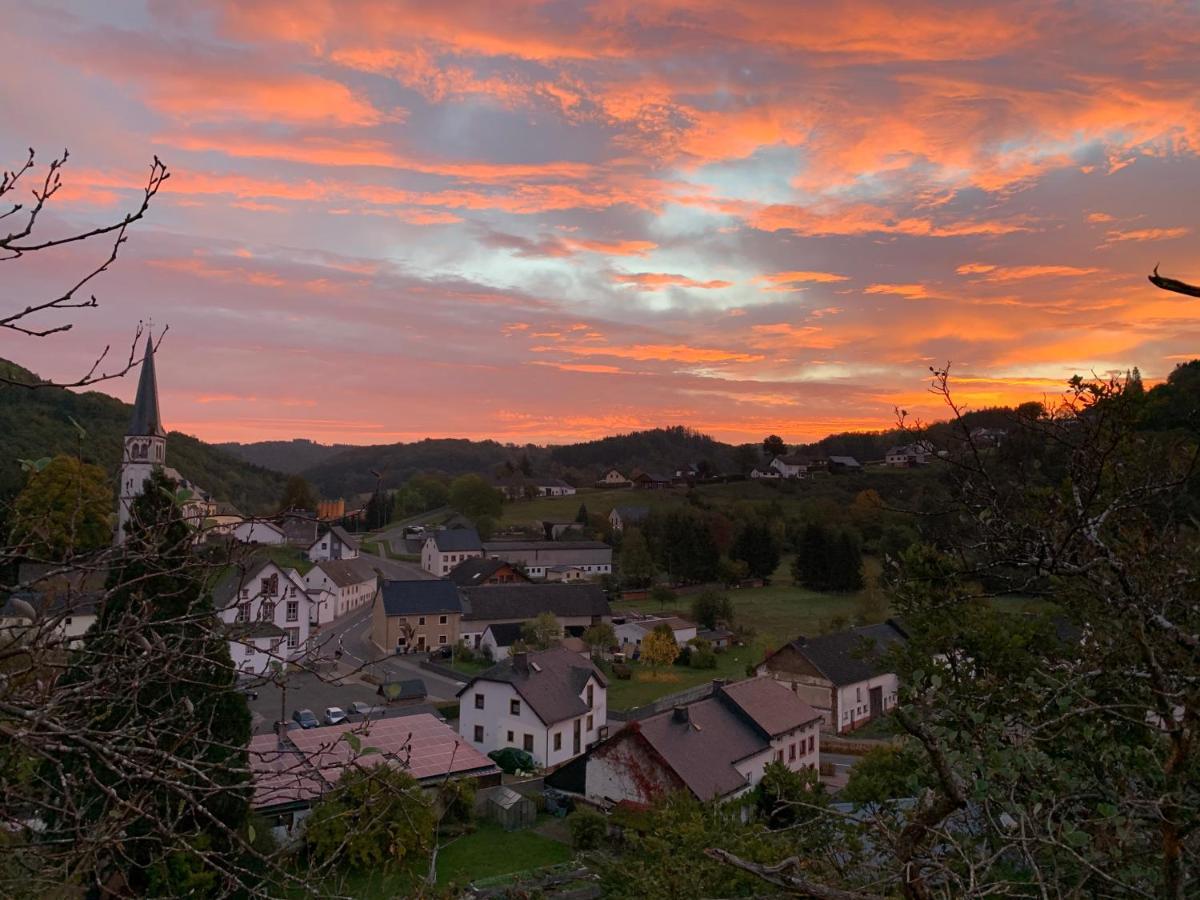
[730,519,781,581]
[575,502,589,523]
[53,470,251,895]
[793,522,831,590]
[618,526,656,588]
[831,529,864,591]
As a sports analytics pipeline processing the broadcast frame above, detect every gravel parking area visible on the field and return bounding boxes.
[242,670,416,735]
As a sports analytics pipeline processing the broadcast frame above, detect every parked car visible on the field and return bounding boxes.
[324,706,348,726]
[292,708,318,729]
[349,701,385,717]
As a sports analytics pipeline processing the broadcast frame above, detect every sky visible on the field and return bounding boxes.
[2,1,1198,447]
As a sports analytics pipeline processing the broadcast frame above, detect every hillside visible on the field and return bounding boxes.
[548,425,739,473]
[217,438,350,474]
[0,359,289,515]
[298,438,523,496]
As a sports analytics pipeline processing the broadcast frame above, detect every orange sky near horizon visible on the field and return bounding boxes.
[2,1,1198,447]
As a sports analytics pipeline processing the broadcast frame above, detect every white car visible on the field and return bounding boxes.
[324,706,348,726]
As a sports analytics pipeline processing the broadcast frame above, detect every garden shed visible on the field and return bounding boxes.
[488,786,537,831]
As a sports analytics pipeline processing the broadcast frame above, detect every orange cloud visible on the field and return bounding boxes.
[959,264,1102,282]
[1104,227,1190,243]
[611,272,734,290]
[865,283,930,299]
[545,343,763,364]
[756,270,850,291]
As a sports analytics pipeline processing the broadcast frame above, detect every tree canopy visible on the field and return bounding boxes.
[8,454,113,560]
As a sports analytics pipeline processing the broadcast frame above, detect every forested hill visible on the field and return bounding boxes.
[215,438,350,474]
[0,360,289,515]
[548,426,739,473]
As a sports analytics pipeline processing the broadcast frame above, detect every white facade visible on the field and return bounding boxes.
[538,482,576,497]
[232,520,287,545]
[615,618,697,648]
[421,538,483,576]
[459,675,606,769]
[478,626,511,661]
[749,468,780,480]
[307,529,359,562]
[769,457,807,478]
[118,433,167,542]
[836,674,900,732]
[599,469,630,486]
[218,562,312,675]
[306,587,338,627]
[303,563,378,619]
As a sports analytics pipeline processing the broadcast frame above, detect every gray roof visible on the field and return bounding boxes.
[460,647,606,725]
[828,455,861,467]
[612,506,649,522]
[129,334,166,437]
[483,621,524,647]
[311,556,379,588]
[629,678,821,800]
[483,540,609,552]
[211,559,280,610]
[380,579,463,616]
[325,525,360,550]
[773,619,910,686]
[431,529,482,552]
[447,557,524,587]
[462,583,611,622]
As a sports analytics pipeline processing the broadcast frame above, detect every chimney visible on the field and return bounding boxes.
[513,652,529,674]
[672,705,689,724]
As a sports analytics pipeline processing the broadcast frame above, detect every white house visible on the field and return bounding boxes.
[755,620,909,733]
[749,467,780,480]
[231,520,288,546]
[420,529,483,575]
[885,442,935,467]
[478,622,523,661]
[0,592,99,649]
[458,647,607,769]
[769,454,825,479]
[213,560,312,675]
[303,557,379,622]
[306,525,360,562]
[615,616,698,650]
[305,587,338,628]
[481,540,612,579]
[576,678,821,805]
[596,468,631,488]
[536,479,577,497]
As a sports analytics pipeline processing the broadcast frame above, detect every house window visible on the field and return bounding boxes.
[439,634,447,645]
[236,603,251,623]
[244,644,254,658]
[586,714,593,731]
[439,615,448,625]
[240,588,249,600]
[789,743,797,760]
[523,734,534,752]
[586,685,594,706]
[260,601,275,621]
[474,725,484,743]
[776,749,784,763]
[286,601,298,622]
[510,699,521,716]
[808,735,815,753]
[286,628,299,649]
[553,732,562,751]
[475,693,485,710]
[418,616,426,626]
[290,586,297,597]
[856,686,862,702]
[506,730,514,743]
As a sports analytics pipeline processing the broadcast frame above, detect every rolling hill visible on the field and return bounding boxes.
[0,359,290,515]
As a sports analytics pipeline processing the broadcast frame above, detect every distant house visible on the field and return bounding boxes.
[573,678,821,805]
[885,442,935,467]
[447,557,530,588]
[545,565,588,583]
[615,615,698,651]
[421,529,484,575]
[482,539,612,580]
[231,520,287,545]
[307,525,360,562]
[542,519,584,540]
[0,563,104,647]
[536,479,577,497]
[460,583,612,648]
[756,619,910,733]
[749,467,780,480]
[608,505,649,533]
[969,427,1007,448]
[303,557,380,623]
[372,579,464,653]
[597,469,632,488]
[827,455,862,472]
[696,627,734,650]
[770,455,827,479]
[479,622,524,661]
[213,560,312,674]
[278,509,320,546]
[458,647,608,768]
[632,471,672,490]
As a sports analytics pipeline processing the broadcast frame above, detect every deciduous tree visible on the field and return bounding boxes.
[640,623,679,673]
[9,454,113,559]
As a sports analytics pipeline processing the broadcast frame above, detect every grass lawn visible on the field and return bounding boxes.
[498,486,689,525]
[435,820,572,888]
[606,645,757,709]
[251,544,314,575]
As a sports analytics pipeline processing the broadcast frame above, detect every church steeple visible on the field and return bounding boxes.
[129,333,165,437]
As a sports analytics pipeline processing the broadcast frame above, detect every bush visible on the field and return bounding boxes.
[690,649,717,669]
[454,641,476,664]
[569,808,608,850]
[613,663,633,680]
[674,645,692,667]
[440,777,476,826]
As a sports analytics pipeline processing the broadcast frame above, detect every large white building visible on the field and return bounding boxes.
[458,647,607,769]
[481,540,612,580]
[213,560,312,674]
[421,529,484,575]
[303,557,379,624]
[117,335,214,543]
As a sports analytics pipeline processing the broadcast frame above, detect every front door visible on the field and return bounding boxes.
[417,635,426,651]
[869,686,883,719]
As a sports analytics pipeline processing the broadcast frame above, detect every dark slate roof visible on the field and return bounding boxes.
[482,540,610,552]
[462,583,611,622]
[537,478,574,489]
[460,647,606,725]
[774,454,817,466]
[483,621,524,647]
[828,455,861,467]
[380,579,463,616]
[326,525,360,550]
[211,559,279,610]
[431,529,482,552]
[447,557,521,587]
[312,556,379,588]
[718,678,822,737]
[129,334,166,437]
[773,619,910,686]
[634,472,671,482]
[612,505,649,521]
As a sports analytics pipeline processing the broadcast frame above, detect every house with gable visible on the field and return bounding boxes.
[458,647,607,768]
[567,677,821,806]
[213,559,312,674]
[372,579,464,653]
[608,505,649,533]
[303,556,379,624]
[596,468,632,488]
[755,619,909,732]
[459,582,612,648]
[447,557,530,588]
[307,525,360,562]
[421,529,483,575]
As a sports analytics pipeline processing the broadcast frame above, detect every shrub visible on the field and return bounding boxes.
[690,649,717,669]
[613,663,633,680]
[569,808,608,850]
[674,645,692,667]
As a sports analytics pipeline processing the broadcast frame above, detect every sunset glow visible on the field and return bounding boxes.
[4,1,1198,445]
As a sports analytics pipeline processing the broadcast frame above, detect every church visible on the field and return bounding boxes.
[117,335,215,544]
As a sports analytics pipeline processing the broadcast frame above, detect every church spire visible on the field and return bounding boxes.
[128,333,166,437]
